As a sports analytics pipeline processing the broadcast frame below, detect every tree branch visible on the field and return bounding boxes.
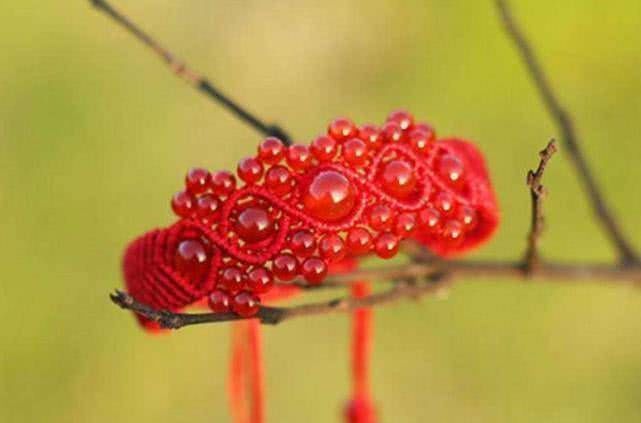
[524,140,557,271]
[90,0,292,145]
[495,0,638,264]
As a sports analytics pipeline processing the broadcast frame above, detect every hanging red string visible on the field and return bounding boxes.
[344,281,377,423]
[228,320,265,423]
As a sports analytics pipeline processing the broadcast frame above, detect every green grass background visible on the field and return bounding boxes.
[2,0,641,422]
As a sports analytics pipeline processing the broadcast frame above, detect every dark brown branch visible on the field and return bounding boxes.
[524,140,558,271]
[89,0,292,145]
[111,258,641,329]
[496,0,638,264]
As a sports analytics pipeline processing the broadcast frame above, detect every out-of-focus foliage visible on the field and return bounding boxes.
[2,1,641,422]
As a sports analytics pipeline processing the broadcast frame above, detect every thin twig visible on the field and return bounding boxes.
[495,0,638,264]
[524,140,557,271]
[110,257,641,329]
[89,0,292,145]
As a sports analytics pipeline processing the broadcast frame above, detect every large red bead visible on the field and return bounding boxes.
[380,160,417,198]
[303,170,357,222]
[235,206,275,243]
[174,239,209,279]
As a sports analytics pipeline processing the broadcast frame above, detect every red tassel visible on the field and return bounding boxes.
[228,321,265,423]
[344,281,377,423]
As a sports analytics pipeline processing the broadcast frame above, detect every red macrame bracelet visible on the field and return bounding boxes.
[122,110,499,327]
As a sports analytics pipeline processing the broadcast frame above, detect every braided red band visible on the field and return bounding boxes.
[122,111,499,327]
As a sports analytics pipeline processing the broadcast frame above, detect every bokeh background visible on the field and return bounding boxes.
[3,0,641,422]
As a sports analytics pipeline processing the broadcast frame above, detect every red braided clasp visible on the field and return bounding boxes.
[123,111,499,328]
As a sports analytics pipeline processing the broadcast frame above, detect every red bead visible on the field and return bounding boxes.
[433,191,455,214]
[380,121,404,143]
[442,219,464,242]
[286,144,313,171]
[303,170,357,222]
[457,205,478,231]
[437,154,465,184]
[171,190,194,217]
[208,289,231,313]
[328,117,357,141]
[175,239,209,279]
[210,170,236,196]
[195,194,221,218]
[185,167,211,195]
[235,206,275,243]
[232,291,260,317]
[219,266,246,293]
[301,257,328,285]
[265,165,293,195]
[272,253,298,281]
[237,157,264,184]
[310,135,337,161]
[394,212,417,237]
[358,124,382,149]
[342,138,368,166]
[374,232,400,259]
[387,109,414,131]
[319,233,346,262]
[290,230,316,258]
[246,268,274,294]
[380,160,417,198]
[418,206,441,233]
[258,137,285,164]
[408,128,435,155]
[367,204,394,231]
[346,227,373,255]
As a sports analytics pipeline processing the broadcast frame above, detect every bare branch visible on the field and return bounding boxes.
[90,0,292,144]
[111,257,641,329]
[495,0,638,264]
[524,140,558,271]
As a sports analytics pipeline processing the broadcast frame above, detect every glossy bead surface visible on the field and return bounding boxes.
[272,253,298,281]
[328,117,357,141]
[433,191,455,214]
[303,170,357,222]
[387,109,414,130]
[342,138,368,166]
[358,124,382,149]
[418,206,441,232]
[246,268,274,294]
[208,289,231,313]
[195,194,221,218]
[311,135,337,161]
[235,206,274,243]
[438,154,465,184]
[380,121,403,143]
[237,157,264,184]
[258,137,285,164]
[442,219,464,242]
[457,205,478,231]
[232,291,260,317]
[185,167,211,195]
[265,165,293,195]
[346,227,373,255]
[367,204,394,231]
[219,266,245,293]
[210,171,236,196]
[301,257,328,285]
[394,212,417,237]
[408,129,434,155]
[171,190,194,217]
[374,232,400,258]
[380,160,417,198]
[286,144,313,171]
[290,230,316,258]
[319,233,346,262]
[174,239,208,278]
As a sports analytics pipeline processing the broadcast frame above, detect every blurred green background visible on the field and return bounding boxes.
[2,0,641,422]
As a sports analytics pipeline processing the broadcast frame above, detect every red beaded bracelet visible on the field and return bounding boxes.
[122,111,499,328]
